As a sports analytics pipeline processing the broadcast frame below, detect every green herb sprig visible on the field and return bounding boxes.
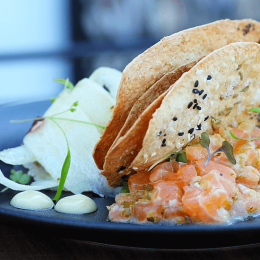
[1,169,31,193]
[199,132,236,167]
[11,101,105,201]
[51,78,75,102]
[54,78,74,91]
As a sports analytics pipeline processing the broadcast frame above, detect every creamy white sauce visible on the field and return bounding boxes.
[54,194,97,214]
[10,190,54,210]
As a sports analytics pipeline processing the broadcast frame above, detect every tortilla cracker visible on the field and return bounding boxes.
[101,60,200,186]
[132,42,260,171]
[113,59,201,144]
[93,19,260,170]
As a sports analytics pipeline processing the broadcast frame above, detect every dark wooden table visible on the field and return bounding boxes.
[1,222,260,260]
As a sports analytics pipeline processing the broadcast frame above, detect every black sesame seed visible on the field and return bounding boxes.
[161,143,166,147]
[204,116,209,121]
[162,138,166,144]
[202,94,207,100]
[188,128,194,134]
[96,148,99,151]
[157,131,162,136]
[197,106,202,110]
[194,80,199,87]
[193,103,198,109]
[193,89,200,94]
[117,166,126,173]
[194,99,197,103]
[207,75,212,80]
[178,132,184,136]
[197,124,202,130]
[164,134,167,136]
[237,27,240,30]
[173,117,178,121]
[188,184,191,186]
[199,90,204,96]
[220,173,223,176]
[188,101,193,108]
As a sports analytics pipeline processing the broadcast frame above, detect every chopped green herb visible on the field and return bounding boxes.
[121,182,130,193]
[176,152,188,163]
[10,169,30,184]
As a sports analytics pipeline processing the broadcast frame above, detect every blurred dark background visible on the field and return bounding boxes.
[1,0,260,105]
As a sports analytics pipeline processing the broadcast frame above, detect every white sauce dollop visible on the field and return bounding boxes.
[10,190,54,210]
[54,194,97,214]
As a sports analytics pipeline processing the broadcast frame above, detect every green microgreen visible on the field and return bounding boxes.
[1,169,31,193]
[54,78,74,91]
[51,78,75,102]
[10,101,105,200]
[199,132,236,167]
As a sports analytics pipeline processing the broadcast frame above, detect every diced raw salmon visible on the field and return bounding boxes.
[236,166,260,188]
[128,171,151,193]
[152,161,174,173]
[252,127,260,148]
[196,158,236,183]
[132,202,163,223]
[185,144,208,161]
[109,203,133,222]
[230,128,251,154]
[237,184,260,213]
[149,169,172,183]
[151,181,183,207]
[182,170,236,223]
[162,206,187,224]
[161,164,197,191]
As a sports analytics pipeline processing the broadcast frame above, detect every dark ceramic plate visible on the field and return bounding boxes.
[1,101,260,250]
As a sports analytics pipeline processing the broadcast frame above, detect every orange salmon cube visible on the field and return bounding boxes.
[128,171,151,193]
[133,202,163,223]
[151,181,183,207]
[185,145,208,161]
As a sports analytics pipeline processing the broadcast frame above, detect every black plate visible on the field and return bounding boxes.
[1,101,260,250]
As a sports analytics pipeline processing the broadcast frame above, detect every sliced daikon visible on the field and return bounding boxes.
[89,67,121,100]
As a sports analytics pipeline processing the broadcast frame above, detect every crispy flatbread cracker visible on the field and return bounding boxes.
[132,42,260,171]
[93,19,260,170]
[102,60,200,186]
[113,59,201,144]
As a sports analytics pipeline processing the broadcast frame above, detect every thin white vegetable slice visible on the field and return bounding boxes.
[89,67,122,100]
[0,145,35,165]
[0,170,57,191]
[70,78,115,133]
